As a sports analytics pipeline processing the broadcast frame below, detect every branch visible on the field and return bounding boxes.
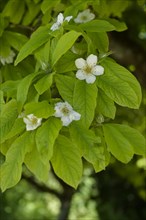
[22,173,62,199]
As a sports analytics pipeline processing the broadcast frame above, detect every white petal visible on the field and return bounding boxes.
[26,124,35,131]
[76,70,86,80]
[23,117,30,125]
[92,65,104,75]
[87,13,95,21]
[50,22,60,31]
[61,116,72,126]
[71,111,81,121]
[65,16,73,22]
[37,118,42,125]
[86,74,96,84]
[75,58,86,69]
[57,13,64,24]
[86,54,97,67]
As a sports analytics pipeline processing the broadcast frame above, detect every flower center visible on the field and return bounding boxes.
[81,15,88,20]
[84,65,92,74]
[61,107,70,115]
[31,117,38,125]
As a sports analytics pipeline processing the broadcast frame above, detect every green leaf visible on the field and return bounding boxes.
[41,0,60,14]
[36,117,62,164]
[73,80,98,128]
[4,31,28,51]
[51,135,83,188]
[79,20,115,32]
[0,99,18,143]
[0,80,20,99]
[17,72,37,112]
[55,75,76,105]
[103,123,145,163]
[55,52,77,73]
[70,123,100,154]
[24,146,50,183]
[22,0,41,26]
[0,14,9,36]
[83,144,110,172]
[52,30,81,66]
[104,124,145,156]
[0,90,5,113]
[99,59,142,108]
[24,101,54,119]
[15,25,51,65]
[3,118,25,141]
[34,40,51,66]
[34,73,54,95]
[2,0,25,24]
[0,132,34,192]
[97,89,116,119]
[88,32,109,52]
[105,18,127,32]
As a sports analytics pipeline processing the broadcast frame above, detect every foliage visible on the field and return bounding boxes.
[0,0,145,193]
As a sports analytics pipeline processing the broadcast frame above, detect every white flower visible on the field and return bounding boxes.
[0,50,15,65]
[54,101,81,126]
[50,13,73,31]
[74,9,95,24]
[23,114,42,131]
[75,54,104,84]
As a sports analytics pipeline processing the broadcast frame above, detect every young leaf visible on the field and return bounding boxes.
[103,124,145,163]
[0,99,18,143]
[51,135,83,188]
[24,146,50,183]
[24,101,54,119]
[15,25,51,65]
[55,75,76,105]
[97,89,116,119]
[79,20,115,32]
[73,80,98,128]
[35,117,62,164]
[0,132,35,192]
[52,30,81,66]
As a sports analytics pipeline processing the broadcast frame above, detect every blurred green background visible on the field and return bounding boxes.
[0,0,146,219]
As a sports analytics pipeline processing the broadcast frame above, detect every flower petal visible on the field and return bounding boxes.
[57,13,64,24]
[92,65,104,75]
[86,54,97,67]
[75,58,86,69]
[86,74,96,84]
[61,116,72,126]
[50,22,60,31]
[71,111,81,121]
[76,70,86,80]
[65,16,73,22]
